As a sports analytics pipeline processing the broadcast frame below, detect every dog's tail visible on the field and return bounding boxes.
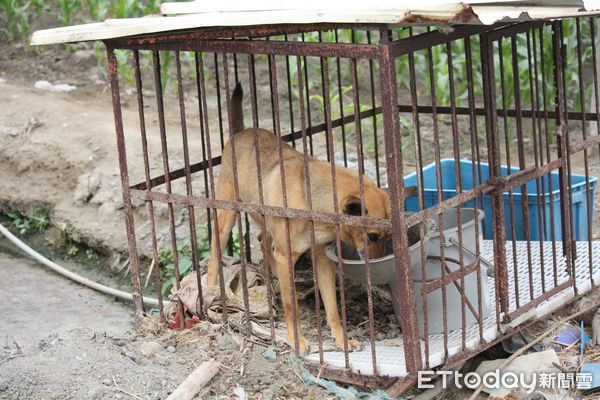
[230,82,245,134]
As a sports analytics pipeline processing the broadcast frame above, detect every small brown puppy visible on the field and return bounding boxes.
[206,84,414,354]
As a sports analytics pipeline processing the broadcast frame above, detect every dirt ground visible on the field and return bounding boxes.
[0,250,334,400]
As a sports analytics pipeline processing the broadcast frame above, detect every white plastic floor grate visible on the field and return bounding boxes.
[305,240,600,377]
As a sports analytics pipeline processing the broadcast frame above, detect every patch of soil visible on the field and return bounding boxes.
[0,252,331,400]
[0,252,132,347]
[1,326,330,400]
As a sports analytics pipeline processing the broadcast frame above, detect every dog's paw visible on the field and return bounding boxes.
[335,338,363,352]
[348,338,362,351]
[288,335,310,356]
[298,337,311,356]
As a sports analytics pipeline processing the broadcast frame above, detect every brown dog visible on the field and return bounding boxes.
[206,84,414,354]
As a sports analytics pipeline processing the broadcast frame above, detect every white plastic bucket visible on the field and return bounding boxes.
[408,208,491,335]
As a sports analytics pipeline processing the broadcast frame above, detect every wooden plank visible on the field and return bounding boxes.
[159,1,461,16]
[30,1,600,46]
[165,359,220,400]
[30,10,414,45]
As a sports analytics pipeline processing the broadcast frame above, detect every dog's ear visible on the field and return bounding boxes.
[404,186,418,198]
[342,196,365,216]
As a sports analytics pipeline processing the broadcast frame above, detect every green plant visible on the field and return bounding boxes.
[86,248,99,262]
[7,208,51,235]
[55,0,78,25]
[56,221,88,259]
[31,209,51,231]
[114,49,135,85]
[30,0,47,15]
[139,0,160,15]
[107,0,137,19]
[67,245,79,256]
[93,41,108,76]
[85,0,106,21]
[158,227,240,296]
[0,0,30,42]
[159,242,193,296]
[105,0,159,19]
[57,221,74,243]
[159,50,173,93]
[228,229,241,258]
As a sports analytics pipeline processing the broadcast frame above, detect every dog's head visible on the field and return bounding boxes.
[340,185,417,259]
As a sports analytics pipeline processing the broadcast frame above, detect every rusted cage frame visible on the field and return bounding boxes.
[104,18,600,394]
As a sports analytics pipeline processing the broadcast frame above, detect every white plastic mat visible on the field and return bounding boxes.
[306,240,600,377]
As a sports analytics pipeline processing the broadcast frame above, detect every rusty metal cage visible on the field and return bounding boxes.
[103,19,600,394]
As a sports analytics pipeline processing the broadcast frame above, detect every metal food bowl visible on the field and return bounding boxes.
[325,217,435,287]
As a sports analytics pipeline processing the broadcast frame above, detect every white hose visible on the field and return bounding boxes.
[0,223,159,307]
